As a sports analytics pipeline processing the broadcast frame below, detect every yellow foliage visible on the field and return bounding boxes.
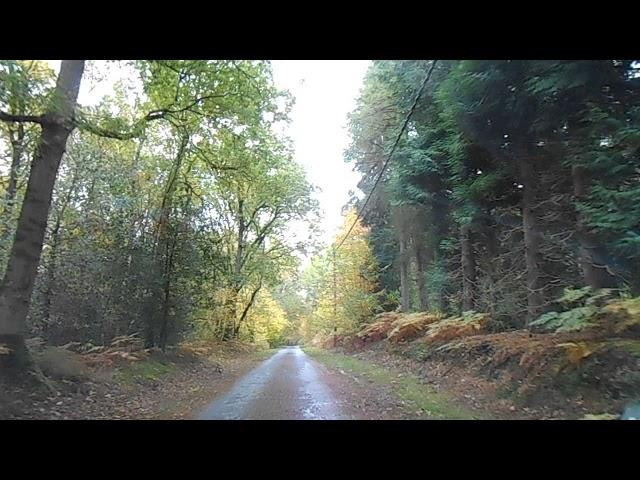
[599,297,640,335]
[557,341,599,366]
[387,313,443,344]
[356,312,401,343]
[304,209,380,340]
[582,413,619,420]
[420,312,490,345]
[245,290,291,347]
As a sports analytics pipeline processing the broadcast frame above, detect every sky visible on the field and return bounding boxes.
[270,61,370,245]
[43,60,371,251]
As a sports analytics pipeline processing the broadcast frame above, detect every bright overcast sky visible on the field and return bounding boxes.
[271,61,370,245]
[45,60,370,252]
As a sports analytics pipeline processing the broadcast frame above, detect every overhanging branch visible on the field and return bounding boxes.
[0,111,43,124]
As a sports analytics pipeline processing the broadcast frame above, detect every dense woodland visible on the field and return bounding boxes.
[2,60,640,376]
[0,60,317,370]
[302,60,640,342]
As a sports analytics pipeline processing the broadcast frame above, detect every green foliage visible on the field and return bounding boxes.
[116,359,176,386]
[302,210,380,340]
[557,287,616,307]
[0,60,317,351]
[379,289,400,312]
[530,288,638,333]
[530,287,613,332]
[530,307,600,333]
[345,59,640,328]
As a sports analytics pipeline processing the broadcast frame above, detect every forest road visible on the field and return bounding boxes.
[196,346,353,420]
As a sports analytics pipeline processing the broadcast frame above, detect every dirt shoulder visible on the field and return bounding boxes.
[305,346,487,419]
[1,346,273,420]
[313,309,640,420]
[307,342,632,420]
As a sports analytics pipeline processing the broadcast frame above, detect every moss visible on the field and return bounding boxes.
[116,359,176,386]
[305,347,485,419]
[613,340,640,358]
[495,383,518,400]
[402,343,431,361]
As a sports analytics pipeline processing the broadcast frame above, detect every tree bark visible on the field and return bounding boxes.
[0,125,26,247]
[153,133,189,254]
[571,165,618,289]
[399,233,410,312]
[4,125,25,211]
[146,132,188,347]
[234,198,245,290]
[461,223,476,312]
[233,282,262,338]
[158,230,177,352]
[224,197,247,340]
[479,214,499,317]
[414,241,429,311]
[518,157,544,325]
[0,60,84,370]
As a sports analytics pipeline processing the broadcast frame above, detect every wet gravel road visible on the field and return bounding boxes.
[197,346,352,420]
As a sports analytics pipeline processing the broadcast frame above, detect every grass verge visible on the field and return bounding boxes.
[304,346,487,419]
[115,358,177,387]
[251,348,279,361]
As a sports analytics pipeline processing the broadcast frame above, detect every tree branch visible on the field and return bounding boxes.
[76,92,237,140]
[0,111,43,124]
[237,281,263,330]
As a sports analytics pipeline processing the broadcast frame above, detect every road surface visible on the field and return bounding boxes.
[197,346,353,420]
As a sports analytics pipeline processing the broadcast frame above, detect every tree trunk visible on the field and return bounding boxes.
[223,286,241,341]
[1,78,27,248]
[226,197,247,340]
[399,234,410,312]
[147,133,188,347]
[158,272,171,351]
[571,165,618,289]
[42,170,78,328]
[42,219,60,329]
[518,157,544,325]
[158,229,178,352]
[153,133,188,254]
[461,223,476,312]
[438,254,450,314]
[414,241,429,311]
[234,198,245,290]
[480,214,499,317]
[0,60,84,370]
[2,124,25,218]
[233,282,262,338]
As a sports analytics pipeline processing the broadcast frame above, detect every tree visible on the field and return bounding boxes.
[0,61,56,246]
[303,210,379,340]
[345,59,640,331]
[0,60,85,369]
[0,59,317,371]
